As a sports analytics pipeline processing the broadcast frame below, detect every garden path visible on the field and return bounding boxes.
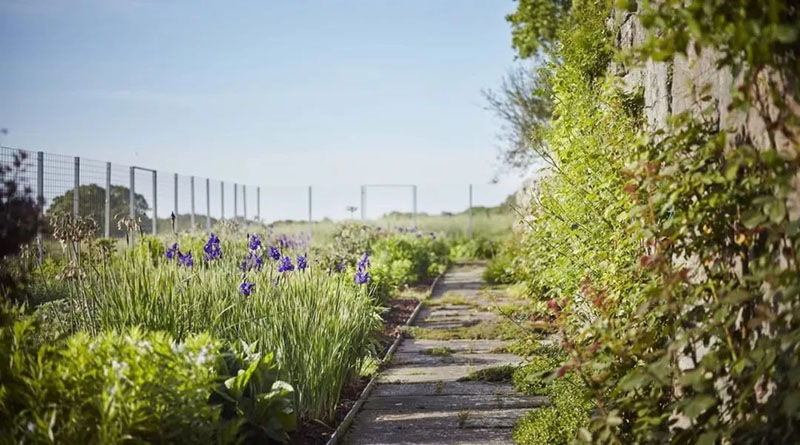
[343,262,547,445]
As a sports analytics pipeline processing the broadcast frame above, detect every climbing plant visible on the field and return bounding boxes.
[500,0,800,443]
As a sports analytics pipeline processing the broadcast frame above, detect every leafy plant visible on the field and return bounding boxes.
[0,305,222,444]
[36,231,379,422]
[512,349,564,396]
[449,236,497,260]
[499,0,800,442]
[513,375,592,445]
[212,341,296,444]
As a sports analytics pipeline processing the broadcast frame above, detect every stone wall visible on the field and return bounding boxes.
[515,8,799,219]
[613,10,798,155]
[612,9,800,222]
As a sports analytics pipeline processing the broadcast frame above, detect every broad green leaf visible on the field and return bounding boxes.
[683,394,716,419]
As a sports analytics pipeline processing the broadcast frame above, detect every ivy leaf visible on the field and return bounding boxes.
[742,209,766,229]
[724,162,739,181]
[683,394,716,418]
[620,369,649,391]
[767,199,786,224]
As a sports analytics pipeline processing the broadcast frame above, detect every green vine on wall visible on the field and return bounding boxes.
[501,0,800,443]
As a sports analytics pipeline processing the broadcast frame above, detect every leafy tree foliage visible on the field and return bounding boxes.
[0,150,40,300]
[507,0,573,57]
[0,151,39,258]
[484,65,553,171]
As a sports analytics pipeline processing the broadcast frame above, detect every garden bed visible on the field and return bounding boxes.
[290,290,426,444]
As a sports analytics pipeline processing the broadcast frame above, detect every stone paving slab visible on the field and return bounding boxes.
[372,382,520,397]
[350,407,536,432]
[394,339,511,354]
[361,394,548,412]
[346,427,515,445]
[417,311,497,329]
[378,359,525,384]
[391,351,523,367]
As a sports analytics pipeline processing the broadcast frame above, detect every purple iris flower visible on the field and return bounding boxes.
[166,242,178,260]
[239,280,255,296]
[278,256,294,273]
[240,252,264,272]
[177,251,194,268]
[358,253,370,270]
[334,262,346,273]
[354,270,370,284]
[354,252,371,284]
[248,234,262,251]
[268,245,281,261]
[204,233,222,261]
[297,253,308,271]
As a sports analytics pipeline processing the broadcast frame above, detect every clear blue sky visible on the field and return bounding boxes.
[0,1,522,220]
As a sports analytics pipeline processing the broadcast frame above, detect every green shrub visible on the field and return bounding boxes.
[513,375,592,445]
[1,307,218,443]
[512,351,563,396]
[370,233,449,295]
[0,304,296,444]
[449,236,497,259]
[483,253,517,285]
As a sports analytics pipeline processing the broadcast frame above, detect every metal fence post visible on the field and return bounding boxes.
[468,184,473,239]
[105,162,111,237]
[73,157,80,218]
[37,152,44,248]
[308,185,312,238]
[129,167,135,218]
[173,173,179,232]
[205,178,211,231]
[221,181,225,220]
[152,171,157,235]
[256,186,261,221]
[234,183,238,220]
[360,185,366,220]
[190,176,196,233]
[36,152,44,213]
[412,185,418,228]
[243,185,247,221]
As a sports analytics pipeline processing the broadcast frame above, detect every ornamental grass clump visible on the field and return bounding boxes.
[45,231,381,422]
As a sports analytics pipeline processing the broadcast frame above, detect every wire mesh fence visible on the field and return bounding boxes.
[1,146,515,242]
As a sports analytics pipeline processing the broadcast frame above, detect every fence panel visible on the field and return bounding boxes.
[260,186,308,224]
[1,146,519,242]
[208,178,222,222]
[109,163,131,236]
[76,158,106,233]
[176,174,194,233]
[311,184,360,222]
[0,147,38,204]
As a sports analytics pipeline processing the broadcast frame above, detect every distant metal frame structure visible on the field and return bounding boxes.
[360,184,418,228]
[130,166,158,234]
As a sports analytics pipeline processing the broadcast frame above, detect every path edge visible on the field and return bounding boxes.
[324,267,448,445]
